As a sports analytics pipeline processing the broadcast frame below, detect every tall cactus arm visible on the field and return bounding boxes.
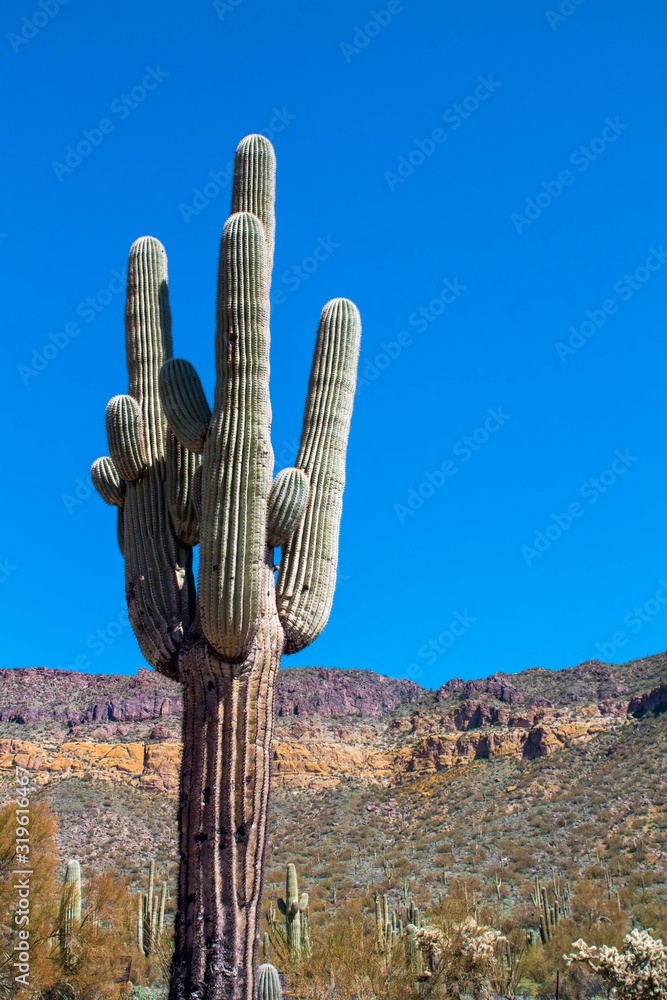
[157,360,207,546]
[198,211,273,661]
[276,298,361,653]
[231,133,276,272]
[91,237,196,678]
[165,435,201,547]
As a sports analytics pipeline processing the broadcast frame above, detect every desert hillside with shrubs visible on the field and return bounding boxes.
[1,652,666,998]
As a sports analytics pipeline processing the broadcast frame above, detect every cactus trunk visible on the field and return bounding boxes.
[170,600,281,1000]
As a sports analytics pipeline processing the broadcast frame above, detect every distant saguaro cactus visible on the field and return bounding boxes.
[91,134,361,1000]
[58,859,82,970]
[277,863,309,960]
[137,859,167,956]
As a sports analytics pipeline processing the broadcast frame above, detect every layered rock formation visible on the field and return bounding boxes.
[2,654,665,794]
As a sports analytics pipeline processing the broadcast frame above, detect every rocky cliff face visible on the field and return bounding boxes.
[1,654,665,796]
[0,665,422,725]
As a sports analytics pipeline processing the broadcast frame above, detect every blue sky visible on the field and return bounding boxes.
[2,0,667,689]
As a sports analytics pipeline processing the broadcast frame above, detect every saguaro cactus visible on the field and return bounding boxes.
[137,859,167,956]
[59,859,82,969]
[277,863,309,960]
[91,134,361,1000]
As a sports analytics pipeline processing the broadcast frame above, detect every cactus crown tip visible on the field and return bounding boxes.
[324,296,360,318]
[129,235,166,258]
[236,133,276,155]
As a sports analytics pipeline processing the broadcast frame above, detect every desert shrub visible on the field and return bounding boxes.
[285,913,416,1000]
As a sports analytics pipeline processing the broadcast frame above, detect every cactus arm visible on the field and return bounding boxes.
[276,298,361,652]
[106,395,148,481]
[92,237,196,677]
[91,456,125,507]
[198,211,273,661]
[196,136,276,662]
[166,434,200,547]
[267,468,310,547]
[159,358,212,453]
[231,134,276,271]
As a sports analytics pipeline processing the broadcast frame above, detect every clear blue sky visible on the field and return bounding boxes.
[2,0,667,689]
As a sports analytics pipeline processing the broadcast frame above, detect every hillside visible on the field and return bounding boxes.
[1,654,666,919]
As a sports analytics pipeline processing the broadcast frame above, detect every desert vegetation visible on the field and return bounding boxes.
[1,798,665,1000]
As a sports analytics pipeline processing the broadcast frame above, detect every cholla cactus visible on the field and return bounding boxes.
[415,917,506,995]
[257,963,283,1000]
[565,929,667,1000]
[91,134,361,1000]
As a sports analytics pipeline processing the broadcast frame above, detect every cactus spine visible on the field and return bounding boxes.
[257,963,283,1000]
[277,863,309,960]
[91,134,361,1000]
[59,859,82,969]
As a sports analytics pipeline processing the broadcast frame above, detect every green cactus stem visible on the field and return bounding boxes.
[277,863,309,960]
[405,923,420,971]
[374,893,384,947]
[59,859,82,970]
[531,877,569,944]
[257,963,283,1000]
[91,133,361,1000]
[137,859,167,956]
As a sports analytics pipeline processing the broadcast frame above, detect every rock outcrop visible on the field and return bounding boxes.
[1,655,666,795]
